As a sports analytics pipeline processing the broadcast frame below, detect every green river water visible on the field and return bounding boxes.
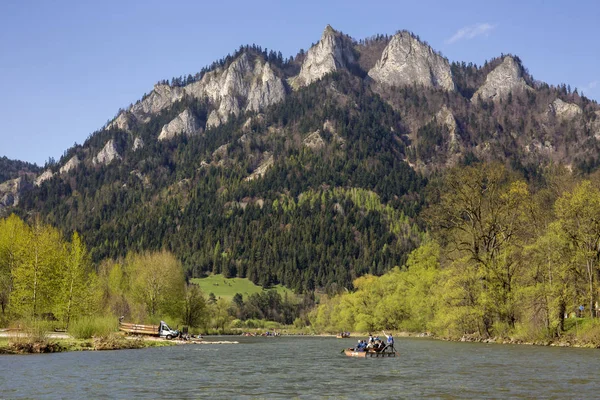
[1,336,598,399]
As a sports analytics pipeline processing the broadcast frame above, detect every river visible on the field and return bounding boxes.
[1,336,598,399]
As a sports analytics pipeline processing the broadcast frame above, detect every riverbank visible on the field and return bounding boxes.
[323,329,600,349]
[435,334,600,349]
[0,334,178,355]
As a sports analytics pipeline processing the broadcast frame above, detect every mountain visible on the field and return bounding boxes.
[4,25,600,292]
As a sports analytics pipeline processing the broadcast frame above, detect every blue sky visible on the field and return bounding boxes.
[1,0,598,165]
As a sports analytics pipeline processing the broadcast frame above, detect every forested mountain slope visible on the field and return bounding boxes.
[4,25,600,292]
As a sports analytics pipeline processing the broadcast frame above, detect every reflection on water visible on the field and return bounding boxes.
[1,336,598,399]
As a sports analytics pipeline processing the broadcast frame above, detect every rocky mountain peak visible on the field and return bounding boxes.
[291,25,356,88]
[368,31,455,91]
[472,56,531,102]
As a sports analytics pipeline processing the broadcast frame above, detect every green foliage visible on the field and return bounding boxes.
[310,240,440,333]
[312,163,600,343]
[68,316,117,339]
[181,284,209,328]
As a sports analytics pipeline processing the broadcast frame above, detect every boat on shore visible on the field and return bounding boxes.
[336,332,350,338]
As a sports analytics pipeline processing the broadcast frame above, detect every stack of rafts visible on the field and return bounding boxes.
[118,320,180,339]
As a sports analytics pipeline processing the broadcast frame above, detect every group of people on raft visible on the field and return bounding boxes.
[353,331,394,352]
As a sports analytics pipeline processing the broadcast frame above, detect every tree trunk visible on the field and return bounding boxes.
[32,249,38,318]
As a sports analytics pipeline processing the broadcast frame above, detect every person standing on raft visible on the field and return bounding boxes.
[383,330,394,351]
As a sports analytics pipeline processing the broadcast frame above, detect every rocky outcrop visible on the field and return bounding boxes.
[435,106,460,149]
[303,130,325,149]
[107,112,136,132]
[93,140,121,166]
[368,31,454,91]
[133,137,144,151]
[158,109,201,141]
[130,85,185,123]
[0,177,32,208]
[291,25,356,88]
[60,156,80,174]
[212,143,229,159]
[113,51,287,133]
[524,139,555,155]
[593,111,600,141]
[201,55,286,129]
[245,153,274,181]
[185,53,286,129]
[206,110,222,129]
[322,120,345,146]
[246,62,286,112]
[548,98,582,120]
[472,56,531,102]
[35,170,55,186]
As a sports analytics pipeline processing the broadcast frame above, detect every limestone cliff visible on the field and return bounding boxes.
[291,25,356,88]
[472,56,531,102]
[133,137,144,151]
[93,140,121,166]
[59,156,80,174]
[246,62,286,112]
[0,177,32,208]
[206,110,222,129]
[244,153,274,181]
[303,130,325,149]
[158,109,201,141]
[107,111,136,132]
[35,169,55,186]
[189,53,286,129]
[368,31,454,91]
[115,52,286,132]
[435,106,460,149]
[130,85,185,123]
[548,98,582,120]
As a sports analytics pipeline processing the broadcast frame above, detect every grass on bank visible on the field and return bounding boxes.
[68,316,118,339]
[190,274,296,301]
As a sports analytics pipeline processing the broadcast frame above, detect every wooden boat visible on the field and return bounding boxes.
[344,347,398,358]
[336,332,350,338]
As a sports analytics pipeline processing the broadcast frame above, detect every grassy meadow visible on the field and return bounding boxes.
[190,274,296,301]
